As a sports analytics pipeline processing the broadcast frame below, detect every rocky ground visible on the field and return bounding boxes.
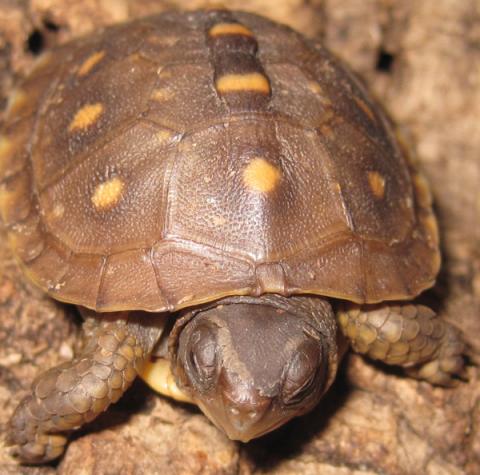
[0,0,479,474]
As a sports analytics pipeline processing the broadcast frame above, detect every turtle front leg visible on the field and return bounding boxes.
[8,311,164,464]
[337,303,465,386]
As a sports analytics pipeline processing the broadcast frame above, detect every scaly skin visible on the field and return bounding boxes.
[337,303,465,385]
[8,312,163,463]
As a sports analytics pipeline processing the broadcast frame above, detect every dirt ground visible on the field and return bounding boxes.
[0,0,479,474]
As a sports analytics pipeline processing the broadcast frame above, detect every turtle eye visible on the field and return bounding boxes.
[186,324,218,389]
[281,342,321,407]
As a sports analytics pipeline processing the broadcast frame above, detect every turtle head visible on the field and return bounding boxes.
[170,295,339,442]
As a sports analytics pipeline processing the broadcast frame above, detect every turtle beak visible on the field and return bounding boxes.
[222,393,272,442]
[195,384,274,442]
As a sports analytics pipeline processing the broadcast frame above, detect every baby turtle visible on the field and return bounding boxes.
[0,9,464,463]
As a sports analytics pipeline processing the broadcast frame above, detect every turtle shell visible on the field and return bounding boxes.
[0,10,439,312]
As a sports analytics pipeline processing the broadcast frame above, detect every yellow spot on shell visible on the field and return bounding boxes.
[216,73,271,95]
[422,213,439,246]
[140,358,193,404]
[354,96,375,121]
[413,173,432,208]
[6,89,27,117]
[69,103,104,131]
[0,136,13,175]
[77,51,105,76]
[308,80,323,94]
[243,158,281,193]
[91,177,124,210]
[319,122,335,139]
[208,22,254,37]
[367,171,386,199]
[0,185,9,222]
[51,203,65,219]
[151,88,174,101]
[158,68,172,79]
[307,81,332,106]
[156,129,176,145]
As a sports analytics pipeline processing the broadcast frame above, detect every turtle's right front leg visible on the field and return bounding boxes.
[8,311,164,464]
[337,303,465,386]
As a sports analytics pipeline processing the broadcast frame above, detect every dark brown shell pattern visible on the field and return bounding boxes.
[0,10,440,312]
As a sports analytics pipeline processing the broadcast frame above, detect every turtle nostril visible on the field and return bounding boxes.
[226,402,264,426]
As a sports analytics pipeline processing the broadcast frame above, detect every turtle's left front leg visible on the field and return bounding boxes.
[8,311,164,463]
[337,303,465,386]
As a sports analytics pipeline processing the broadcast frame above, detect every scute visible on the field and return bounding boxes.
[146,62,228,130]
[1,10,440,312]
[34,53,159,189]
[39,121,174,253]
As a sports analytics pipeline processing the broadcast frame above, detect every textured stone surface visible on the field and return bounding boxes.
[0,0,478,473]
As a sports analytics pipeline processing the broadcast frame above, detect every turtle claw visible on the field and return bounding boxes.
[7,445,21,462]
[9,444,61,465]
[4,434,19,461]
[406,353,466,387]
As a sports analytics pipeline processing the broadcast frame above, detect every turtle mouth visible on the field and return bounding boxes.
[247,419,289,441]
[193,372,303,443]
[229,418,289,442]
[195,397,279,443]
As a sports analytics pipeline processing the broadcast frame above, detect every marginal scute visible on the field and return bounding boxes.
[8,213,45,263]
[31,51,53,74]
[151,241,255,311]
[0,173,32,225]
[0,119,34,181]
[0,135,12,159]
[421,213,440,246]
[50,253,105,307]
[0,136,13,176]
[255,263,286,294]
[23,238,71,294]
[96,249,166,312]
[353,95,376,122]
[413,172,433,208]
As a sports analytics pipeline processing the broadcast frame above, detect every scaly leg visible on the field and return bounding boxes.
[337,303,465,386]
[8,311,164,463]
